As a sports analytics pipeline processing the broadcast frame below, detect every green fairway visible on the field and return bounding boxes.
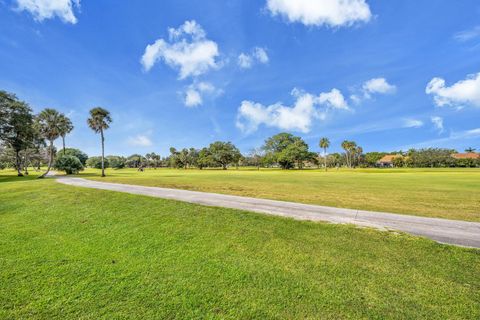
[1,172,479,319]
[80,167,480,222]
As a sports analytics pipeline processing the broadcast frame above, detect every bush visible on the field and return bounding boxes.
[57,148,88,165]
[86,156,109,169]
[55,155,84,174]
[106,156,126,169]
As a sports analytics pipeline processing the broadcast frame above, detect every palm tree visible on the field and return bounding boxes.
[319,137,330,172]
[36,108,62,178]
[341,140,357,168]
[87,107,112,177]
[58,114,73,153]
[465,147,476,153]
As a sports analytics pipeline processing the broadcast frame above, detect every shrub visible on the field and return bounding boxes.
[55,155,84,174]
[86,156,109,169]
[57,148,88,165]
[106,156,126,169]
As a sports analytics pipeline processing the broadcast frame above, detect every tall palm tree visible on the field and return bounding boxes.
[87,107,112,177]
[36,108,62,178]
[58,114,73,153]
[319,137,330,172]
[341,140,357,168]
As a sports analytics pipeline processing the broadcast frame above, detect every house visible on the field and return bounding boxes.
[377,155,397,167]
[451,152,480,160]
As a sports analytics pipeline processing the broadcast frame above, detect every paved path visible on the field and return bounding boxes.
[56,177,480,248]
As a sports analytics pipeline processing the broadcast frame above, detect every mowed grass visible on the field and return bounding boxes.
[1,173,480,319]
[80,167,480,221]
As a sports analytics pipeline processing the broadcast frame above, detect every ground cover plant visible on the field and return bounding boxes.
[80,167,480,222]
[0,170,479,319]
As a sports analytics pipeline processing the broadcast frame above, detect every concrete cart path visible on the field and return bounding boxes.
[56,177,480,248]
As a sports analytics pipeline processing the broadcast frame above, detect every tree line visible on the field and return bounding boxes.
[1,90,478,176]
[0,90,111,177]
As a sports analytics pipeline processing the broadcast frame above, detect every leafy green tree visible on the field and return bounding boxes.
[55,155,84,174]
[87,107,112,177]
[197,147,214,169]
[392,156,405,168]
[319,137,330,171]
[209,141,241,170]
[263,133,311,169]
[341,140,357,168]
[126,154,144,168]
[106,155,126,169]
[36,108,63,178]
[0,91,35,176]
[86,156,110,169]
[58,114,73,153]
[57,148,88,165]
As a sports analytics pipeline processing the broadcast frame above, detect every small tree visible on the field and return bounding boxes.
[87,107,112,177]
[57,148,88,165]
[55,155,84,174]
[319,137,330,171]
[86,156,110,169]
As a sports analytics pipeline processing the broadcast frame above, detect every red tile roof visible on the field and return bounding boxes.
[452,153,480,159]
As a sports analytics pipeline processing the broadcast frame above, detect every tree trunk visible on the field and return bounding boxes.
[39,140,53,179]
[62,135,66,154]
[101,129,105,177]
[324,148,328,172]
[222,164,227,170]
[15,150,23,176]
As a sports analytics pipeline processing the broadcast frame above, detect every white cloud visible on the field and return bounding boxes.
[127,134,153,147]
[404,119,423,128]
[183,81,217,107]
[15,0,80,24]
[454,26,480,42]
[238,47,269,69]
[141,20,220,79]
[318,88,349,109]
[266,0,372,27]
[426,72,480,108]
[430,116,444,133]
[236,88,348,133]
[362,77,396,96]
[238,53,253,69]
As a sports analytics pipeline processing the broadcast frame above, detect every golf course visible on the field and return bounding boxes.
[1,169,479,319]
[2,0,480,318]
[80,167,480,221]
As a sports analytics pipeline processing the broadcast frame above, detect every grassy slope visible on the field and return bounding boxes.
[80,168,480,221]
[1,173,479,319]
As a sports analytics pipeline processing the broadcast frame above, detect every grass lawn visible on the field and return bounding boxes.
[1,170,479,319]
[80,167,480,222]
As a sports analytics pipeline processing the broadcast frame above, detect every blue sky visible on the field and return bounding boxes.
[1,0,480,156]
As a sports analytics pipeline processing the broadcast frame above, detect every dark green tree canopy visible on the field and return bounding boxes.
[57,148,88,165]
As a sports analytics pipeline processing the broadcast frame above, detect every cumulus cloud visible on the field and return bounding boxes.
[454,26,480,42]
[426,72,480,108]
[127,134,153,147]
[430,116,444,133]
[266,0,372,27]
[15,0,80,24]
[404,119,423,128]
[236,88,348,133]
[141,20,220,79]
[350,77,396,103]
[183,81,218,107]
[238,47,269,69]
[362,77,396,96]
